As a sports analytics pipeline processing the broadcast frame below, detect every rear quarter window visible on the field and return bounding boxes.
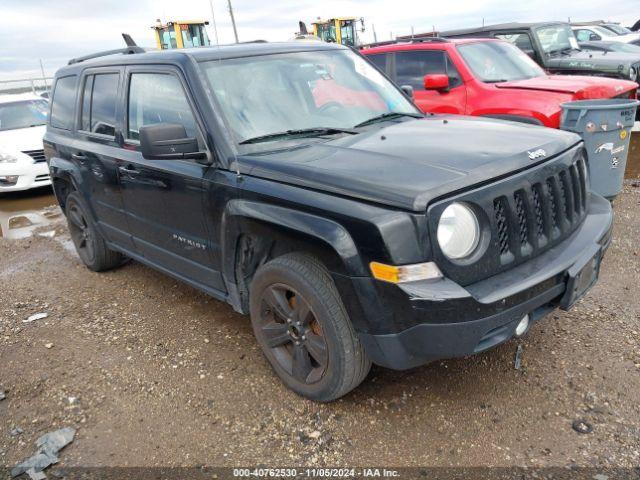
[50,75,78,130]
[367,53,388,74]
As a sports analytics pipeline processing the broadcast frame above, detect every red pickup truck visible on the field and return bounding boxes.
[361,37,638,128]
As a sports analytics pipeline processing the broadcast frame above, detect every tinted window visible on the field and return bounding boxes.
[495,33,535,54]
[80,76,94,132]
[367,54,387,73]
[395,51,462,90]
[127,73,197,141]
[50,76,77,130]
[89,74,119,136]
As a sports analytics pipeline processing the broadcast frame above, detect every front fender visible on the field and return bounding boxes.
[222,199,365,276]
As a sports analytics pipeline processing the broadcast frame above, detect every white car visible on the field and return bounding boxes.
[572,25,640,45]
[0,93,50,192]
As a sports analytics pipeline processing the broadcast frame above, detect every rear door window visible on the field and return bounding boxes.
[394,51,462,89]
[50,75,78,130]
[127,73,197,141]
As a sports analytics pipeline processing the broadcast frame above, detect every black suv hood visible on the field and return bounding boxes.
[547,49,640,76]
[237,116,581,212]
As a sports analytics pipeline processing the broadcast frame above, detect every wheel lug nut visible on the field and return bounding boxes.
[301,335,306,341]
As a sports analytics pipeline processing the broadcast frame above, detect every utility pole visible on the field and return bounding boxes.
[39,59,47,90]
[372,24,377,43]
[208,0,220,46]
[227,0,239,43]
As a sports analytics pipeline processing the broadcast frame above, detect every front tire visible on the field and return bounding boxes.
[250,253,371,402]
[65,192,124,272]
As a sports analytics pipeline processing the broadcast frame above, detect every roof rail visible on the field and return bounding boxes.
[360,36,449,49]
[68,46,145,65]
[359,39,400,49]
[411,36,449,43]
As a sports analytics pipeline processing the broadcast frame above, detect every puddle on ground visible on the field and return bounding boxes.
[0,187,61,239]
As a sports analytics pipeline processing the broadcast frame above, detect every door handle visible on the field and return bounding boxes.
[118,166,140,176]
[71,153,87,162]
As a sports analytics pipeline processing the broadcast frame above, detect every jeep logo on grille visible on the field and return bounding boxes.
[527,149,547,160]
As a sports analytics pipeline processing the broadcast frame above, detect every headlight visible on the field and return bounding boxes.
[630,67,637,81]
[437,202,480,260]
[0,152,19,164]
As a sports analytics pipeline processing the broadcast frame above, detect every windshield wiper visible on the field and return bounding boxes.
[239,127,357,145]
[354,112,423,128]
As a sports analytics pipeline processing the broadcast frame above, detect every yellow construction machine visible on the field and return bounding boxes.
[297,18,365,46]
[152,20,211,49]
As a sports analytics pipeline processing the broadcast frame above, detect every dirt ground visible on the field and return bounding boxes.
[1,184,639,472]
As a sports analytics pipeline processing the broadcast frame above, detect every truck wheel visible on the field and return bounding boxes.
[250,253,371,402]
[65,192,124,272]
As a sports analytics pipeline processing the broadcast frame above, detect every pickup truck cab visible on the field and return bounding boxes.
[361,37,638,128]
[441,22,640,85]
[44,42,613,401]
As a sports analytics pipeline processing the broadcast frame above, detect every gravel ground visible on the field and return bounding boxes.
[1,185,639,472]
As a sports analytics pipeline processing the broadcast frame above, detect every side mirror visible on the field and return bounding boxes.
[400,85,414,99]
[424,74,450,92]
[139,123,206,160]
[589,33,601,41]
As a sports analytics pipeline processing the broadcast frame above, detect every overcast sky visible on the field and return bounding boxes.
[0,0,637,81]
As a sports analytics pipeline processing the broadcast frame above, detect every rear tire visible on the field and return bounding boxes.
[65,192,124,272]
[249,253,371,402]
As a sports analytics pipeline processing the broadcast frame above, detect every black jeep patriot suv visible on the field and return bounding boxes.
[44,41,613,401]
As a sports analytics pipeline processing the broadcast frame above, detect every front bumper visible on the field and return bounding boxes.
[353,193,613,370]
[0,161,51,192]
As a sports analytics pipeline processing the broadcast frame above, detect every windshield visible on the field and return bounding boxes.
[200,49,419,149]
[605,24,633,35]
[592,26,617,38]
[536,25,580,54]
[458,41,545,82]
[0,99,48,132]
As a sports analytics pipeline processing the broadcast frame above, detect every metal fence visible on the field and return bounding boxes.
[0,77,54,96]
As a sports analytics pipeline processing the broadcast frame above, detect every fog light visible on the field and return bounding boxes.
[0,175,19,186]
[515,315,530,337]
